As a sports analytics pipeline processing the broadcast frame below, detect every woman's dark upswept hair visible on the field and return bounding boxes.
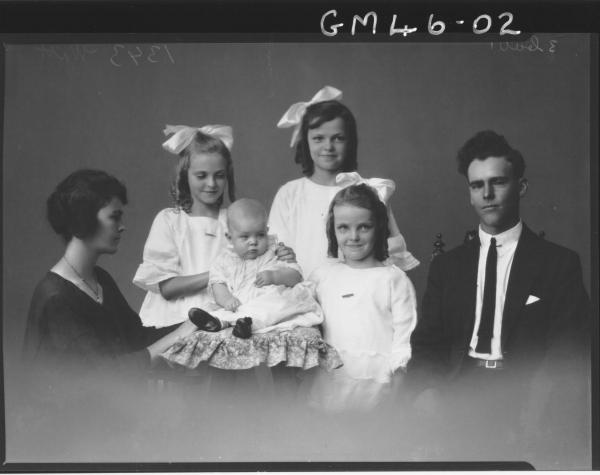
[294,100,358,176]
[326,184,389,262]
[47,169,128,242]
[171,131,236,213]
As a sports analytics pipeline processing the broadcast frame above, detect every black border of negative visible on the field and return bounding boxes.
[0,0,598,471]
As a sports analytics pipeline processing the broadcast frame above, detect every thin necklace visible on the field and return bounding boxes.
[63,256,102,303]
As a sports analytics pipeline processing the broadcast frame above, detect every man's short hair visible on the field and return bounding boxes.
[457,130,526,178]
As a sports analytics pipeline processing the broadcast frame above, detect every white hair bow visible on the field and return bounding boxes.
[335,172,396,204]
[277,86,343,147]
[162,124,234,155]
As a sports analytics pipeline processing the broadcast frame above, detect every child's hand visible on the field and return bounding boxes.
[223,296,241,312]
[275,242,297,263]
[255,270,275,287]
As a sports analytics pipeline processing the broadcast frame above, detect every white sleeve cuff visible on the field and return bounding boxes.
[387,235,420,270]
[133,264,179,293]
[390,349,411,373]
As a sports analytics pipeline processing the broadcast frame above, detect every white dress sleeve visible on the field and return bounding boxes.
[133,209,181,293]
[208,251,230,287]
[307,264,325,286]
[386,204,420,271]
[268,185,293,247]
[388,267,418,373]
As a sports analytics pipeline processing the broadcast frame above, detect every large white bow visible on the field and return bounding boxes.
[277,86,343,147]
[162,124,234,155]
[335,172,396,204]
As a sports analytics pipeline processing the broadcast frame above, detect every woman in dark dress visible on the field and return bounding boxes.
[23,169,197,377]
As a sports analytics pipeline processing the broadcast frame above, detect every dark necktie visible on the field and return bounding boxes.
[476,237,497,354]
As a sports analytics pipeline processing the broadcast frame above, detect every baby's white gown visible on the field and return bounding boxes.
[207,242,323,333]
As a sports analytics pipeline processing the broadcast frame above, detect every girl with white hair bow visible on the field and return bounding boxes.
[132,125,236,328]
[269,86,419,277]
[307,183,418,412]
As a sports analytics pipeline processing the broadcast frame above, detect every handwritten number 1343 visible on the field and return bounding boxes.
[110,44,175,67]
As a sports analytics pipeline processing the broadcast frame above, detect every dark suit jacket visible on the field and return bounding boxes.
[408,224,589,391]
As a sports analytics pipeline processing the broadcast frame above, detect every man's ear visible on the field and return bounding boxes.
[466,178,475,207]
[518,178,529,197]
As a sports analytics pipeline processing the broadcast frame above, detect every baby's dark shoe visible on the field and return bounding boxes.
[188,307,222,332]
[232,317,253,339]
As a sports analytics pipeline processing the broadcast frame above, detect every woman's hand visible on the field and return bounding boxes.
[275,242,297,263]
[176,319,199,337]
[147,319,197,364]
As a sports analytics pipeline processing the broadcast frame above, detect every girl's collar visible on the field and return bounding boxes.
[186,205,225,219]
[305,176,341,187]
[337,255,385,270]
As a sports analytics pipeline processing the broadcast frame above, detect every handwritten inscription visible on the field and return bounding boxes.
[490,35,558,54]
[110,44,175,67]
[35,44,99,62]
[321,9,522,37]
[35,44,175,66]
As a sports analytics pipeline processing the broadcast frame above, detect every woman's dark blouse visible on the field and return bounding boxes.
[23,267,176,373]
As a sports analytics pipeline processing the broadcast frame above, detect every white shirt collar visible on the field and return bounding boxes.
[478,220,523,248]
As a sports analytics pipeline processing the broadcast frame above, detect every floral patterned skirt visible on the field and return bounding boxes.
[160,326,342,371]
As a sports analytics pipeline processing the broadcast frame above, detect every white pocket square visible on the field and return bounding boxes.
[526,295,540,305]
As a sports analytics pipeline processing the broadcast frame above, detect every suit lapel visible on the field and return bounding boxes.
[459,237,480,342]
[501,225,542,348]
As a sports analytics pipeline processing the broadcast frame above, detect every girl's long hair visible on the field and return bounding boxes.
[170,132,236,213]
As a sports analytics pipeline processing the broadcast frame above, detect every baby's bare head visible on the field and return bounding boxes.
[227,198,268,231]
[227,198,269,259]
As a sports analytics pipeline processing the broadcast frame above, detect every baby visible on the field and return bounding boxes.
[189,198,323,338]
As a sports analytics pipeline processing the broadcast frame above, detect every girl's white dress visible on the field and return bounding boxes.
[133,208,228,327]
[268,177,419,277]
[207,240,323,333]
[308,260,418,412]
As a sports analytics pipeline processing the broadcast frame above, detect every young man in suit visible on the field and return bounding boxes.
[407,130,590,462]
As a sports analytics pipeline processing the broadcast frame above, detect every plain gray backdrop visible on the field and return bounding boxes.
[1,36,593,463]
